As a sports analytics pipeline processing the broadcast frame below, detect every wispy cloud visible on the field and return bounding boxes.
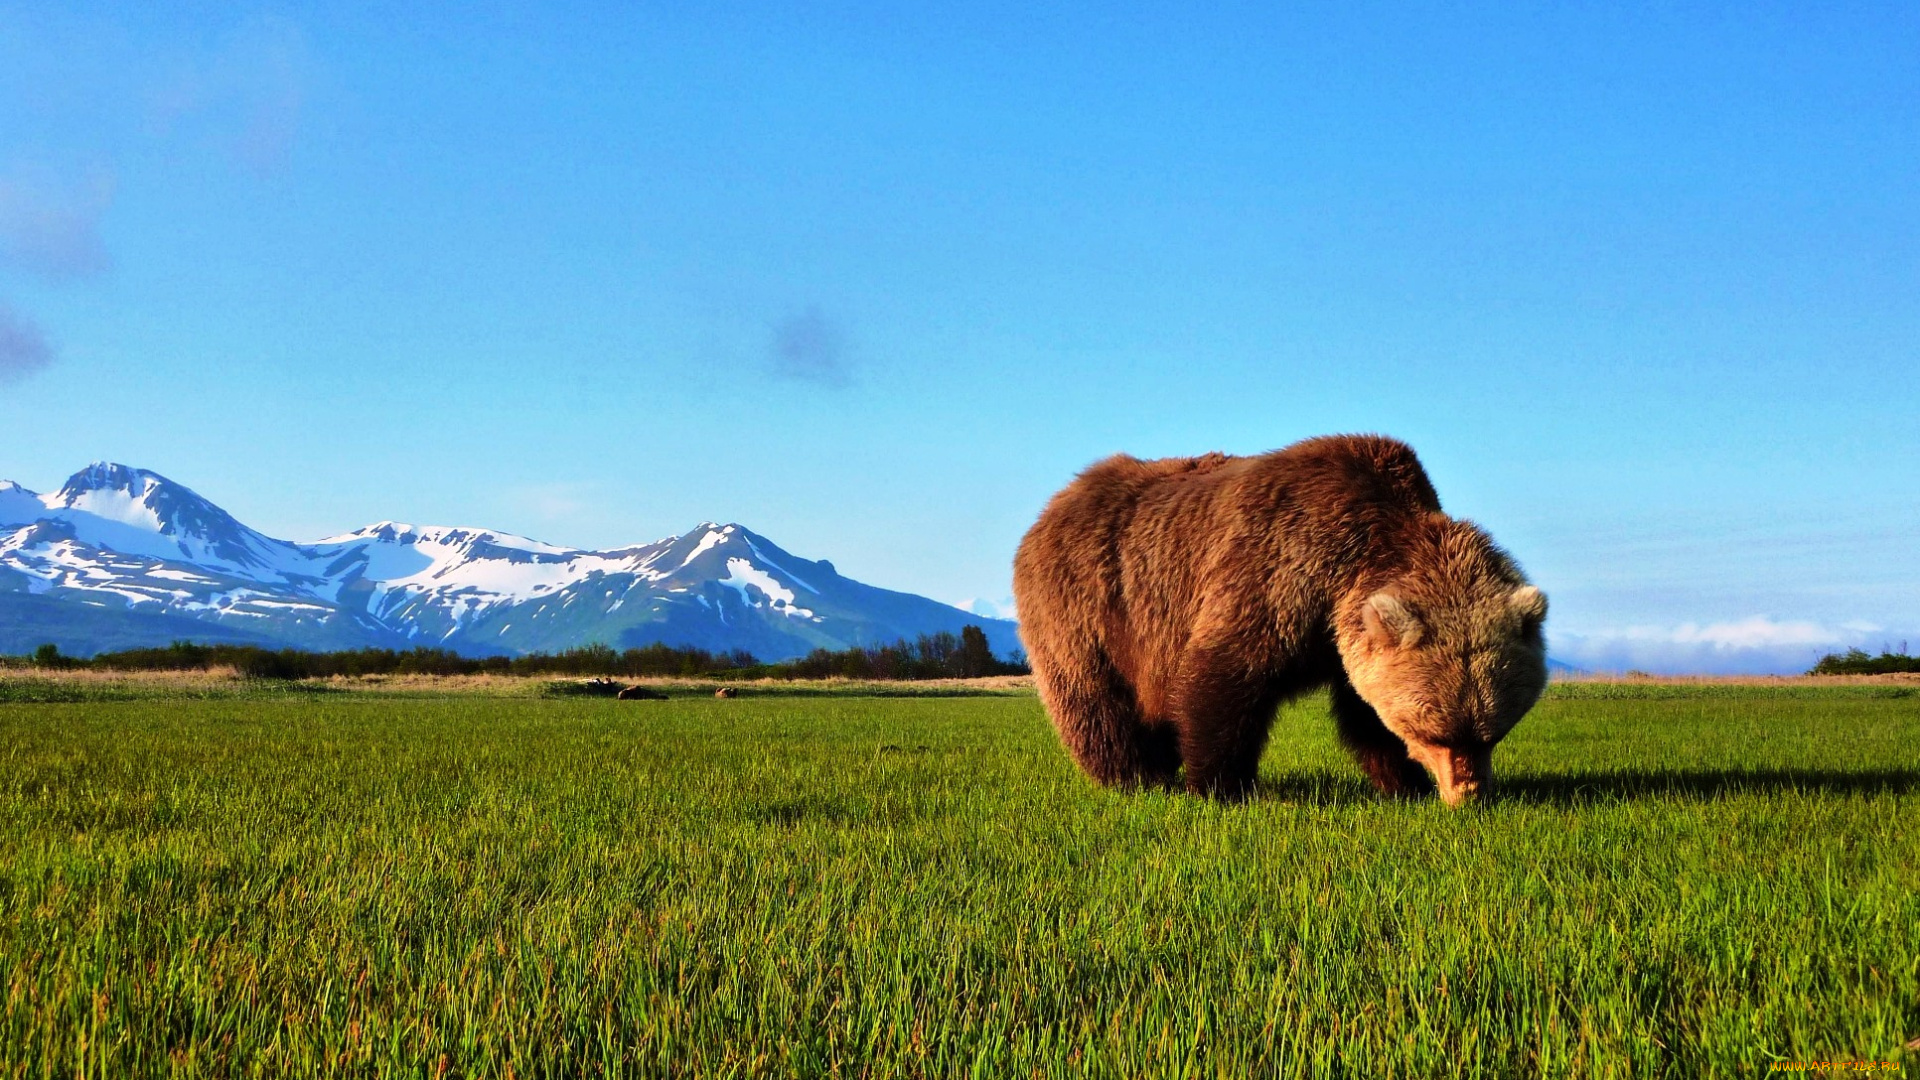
[1548,616,1908,675]
[0,304,55,385]
[768,306,852,386]
[0,14,312,389]
[0,170,111,384]
[508,483,595,523]
[148,15,310,177]
[0,172,115,282]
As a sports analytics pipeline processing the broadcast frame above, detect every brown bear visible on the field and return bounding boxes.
[1011,434,1547,805]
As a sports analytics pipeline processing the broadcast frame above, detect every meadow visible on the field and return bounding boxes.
[0,679,1916,1077]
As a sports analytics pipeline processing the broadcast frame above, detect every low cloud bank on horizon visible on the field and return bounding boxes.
[1549,617,1909,676]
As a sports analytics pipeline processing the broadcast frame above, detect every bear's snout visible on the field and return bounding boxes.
[1440,775,1488,808]
[1408,742,1494,807]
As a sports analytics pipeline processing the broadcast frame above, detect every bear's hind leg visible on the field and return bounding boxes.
[1330,678,1435,797]
[1040,663,1181,790]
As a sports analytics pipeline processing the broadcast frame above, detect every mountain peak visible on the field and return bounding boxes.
[60,461,160,498]
[33,463,299,576]
[53,463,233,533]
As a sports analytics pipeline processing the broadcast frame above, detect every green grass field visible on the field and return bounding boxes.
[2,683,1916,1077]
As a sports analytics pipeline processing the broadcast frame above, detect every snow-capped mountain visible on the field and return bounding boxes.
[0,464,1022,660]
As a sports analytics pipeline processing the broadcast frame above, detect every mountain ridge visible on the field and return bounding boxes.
[1,463,1022,661]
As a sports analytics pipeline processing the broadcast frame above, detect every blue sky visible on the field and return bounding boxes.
[1,3,1915,672]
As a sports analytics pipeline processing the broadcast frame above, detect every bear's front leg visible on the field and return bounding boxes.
[1329,678,1435,798]
[1169,647,1277,800]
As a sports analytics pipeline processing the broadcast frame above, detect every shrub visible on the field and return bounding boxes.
[1809,648,1920,676]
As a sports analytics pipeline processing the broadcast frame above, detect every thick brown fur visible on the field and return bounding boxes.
[1012,435,1547,803]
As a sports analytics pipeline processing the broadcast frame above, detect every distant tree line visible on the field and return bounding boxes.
[1808,646,1920,676]
[9,627,1028,681]
[777,626,1025,680]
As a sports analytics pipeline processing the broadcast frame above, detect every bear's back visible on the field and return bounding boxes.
[1013,435,1441,687]
[1022,435,1437,571]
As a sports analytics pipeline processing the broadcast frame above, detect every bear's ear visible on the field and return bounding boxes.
[1363,592,1424,648]
[1509,585,1547,628]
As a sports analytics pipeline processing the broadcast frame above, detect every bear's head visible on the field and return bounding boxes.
[1336,518,1548,806]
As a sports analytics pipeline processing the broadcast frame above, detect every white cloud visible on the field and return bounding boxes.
[1549,616,1911,675]
[1612,617,1841,649]
[954,596,1017,621]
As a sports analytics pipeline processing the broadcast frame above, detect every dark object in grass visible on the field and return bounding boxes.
[540,678,630,698]
[1014,435,1548,806]
[618,684,668,701]
[714,687,739,699]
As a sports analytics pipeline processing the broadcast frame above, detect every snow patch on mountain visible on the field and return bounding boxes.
[64,481,166,530]
[740,535,818,594]
[676,527,731,570]
[317,522,575,556]
[719,557,818,620]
